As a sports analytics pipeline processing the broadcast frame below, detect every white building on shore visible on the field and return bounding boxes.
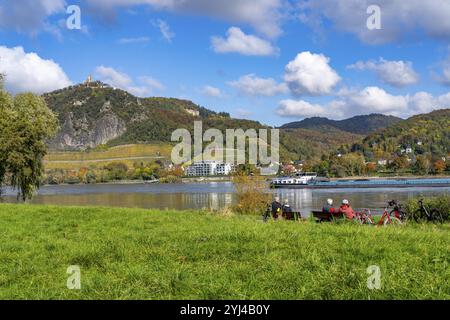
[185,161,234,177]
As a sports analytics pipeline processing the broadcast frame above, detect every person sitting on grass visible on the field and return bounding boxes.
[339,199,355,220]
[271,196,282,219]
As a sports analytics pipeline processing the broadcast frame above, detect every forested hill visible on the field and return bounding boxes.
[42,81,365,161]
[44,82,448,164]
[43,82,264,150]
[280,114,403,135]
[351,109,450,159]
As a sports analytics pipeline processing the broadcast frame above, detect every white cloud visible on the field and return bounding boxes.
[434,58,450,86]
[345,86,408,114]
[349,58,419,87]
[87,0,283,38]
[0,0,65,34]
[228,74,288,96]
[0,46,72,94]
[298,0,450,44]
[212,27,278,56]
[276,86,450,119]
[95,66,164,97]
[408,91,450,114]
[153,19,175,43]
[201,85,222,97]
[117,37,150,44]
[284,51,341,96]
[235,108,252,118]
[139,76,166,92]
[276,99,331,118]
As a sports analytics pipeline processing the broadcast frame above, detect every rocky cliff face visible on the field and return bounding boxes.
[45,87,129,150]
[43,83,216,151]
[49,109,126,150]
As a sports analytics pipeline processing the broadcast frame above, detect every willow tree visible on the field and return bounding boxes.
[0,75,58,200]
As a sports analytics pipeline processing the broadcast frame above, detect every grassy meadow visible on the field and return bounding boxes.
[0,204,448,300]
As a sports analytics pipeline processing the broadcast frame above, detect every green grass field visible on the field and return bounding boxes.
[0,204,448,300]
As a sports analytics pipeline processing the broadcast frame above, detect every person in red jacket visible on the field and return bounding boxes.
[339,199,355,220]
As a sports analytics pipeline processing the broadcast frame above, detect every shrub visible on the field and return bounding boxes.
[159,175,181,184]
[104,162,128,180]
[405,195,450,221]
[232,174,271,215]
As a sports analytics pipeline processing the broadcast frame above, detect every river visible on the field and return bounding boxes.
[2,182,449,216]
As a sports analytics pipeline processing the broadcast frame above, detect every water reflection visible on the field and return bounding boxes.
[2,183,449,215]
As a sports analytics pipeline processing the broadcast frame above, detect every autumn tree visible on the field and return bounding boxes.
[433,159,446,175]
[414,155,430,175]
[390,155,409,171]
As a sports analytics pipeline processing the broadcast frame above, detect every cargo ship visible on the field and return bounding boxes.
[271,173,450,189]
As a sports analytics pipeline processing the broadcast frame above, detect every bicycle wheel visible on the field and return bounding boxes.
[384,216,402,226]
[430,209,444,224]
[398,210,408,223]
[413,210,427,223]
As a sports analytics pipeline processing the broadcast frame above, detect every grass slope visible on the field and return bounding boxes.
[0,204,448,300]
[44,144,172,170]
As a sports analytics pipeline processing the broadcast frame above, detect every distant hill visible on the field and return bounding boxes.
[43,81,360,161]
[43,81,262,151]
[279,126,364,161]
[351,109,450,159]
[46,81,434,163]
[280,114,403,135]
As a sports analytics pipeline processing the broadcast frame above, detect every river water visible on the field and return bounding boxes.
[2,182,449,216]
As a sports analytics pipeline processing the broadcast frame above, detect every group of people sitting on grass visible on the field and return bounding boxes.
[270,197,356,220]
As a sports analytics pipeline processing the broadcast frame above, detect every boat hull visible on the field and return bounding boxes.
[271,179,450,189]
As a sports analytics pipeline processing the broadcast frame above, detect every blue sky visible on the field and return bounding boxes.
[1,0,450,126]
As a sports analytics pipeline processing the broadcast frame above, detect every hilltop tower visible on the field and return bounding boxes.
[85,74,93,86]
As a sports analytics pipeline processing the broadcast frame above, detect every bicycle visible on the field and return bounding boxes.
[262,203,272,222]
[413,199,444,224]
[388,200,408,222]
[355,209,375,225]
[377,200,404,226]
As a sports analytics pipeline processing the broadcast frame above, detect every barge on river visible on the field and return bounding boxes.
[271,173,450,189]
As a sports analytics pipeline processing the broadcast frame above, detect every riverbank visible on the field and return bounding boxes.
[0,204,448,299]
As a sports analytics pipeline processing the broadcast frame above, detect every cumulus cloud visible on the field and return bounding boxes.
[201,85,222,97]
[276,99,331,118]
[95,66,164,97]
[276,86,450,119]
[284,51,341,96]
[212,27,278,56]
[298,0,450,44]
[0,46,72,94]
[407,91,450,114]
[228,74,288,96]
[87,0,283,38]
[348,58,419,87]
[344,86,408,114]
[153,19,175,43]
[0,0,65,34]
